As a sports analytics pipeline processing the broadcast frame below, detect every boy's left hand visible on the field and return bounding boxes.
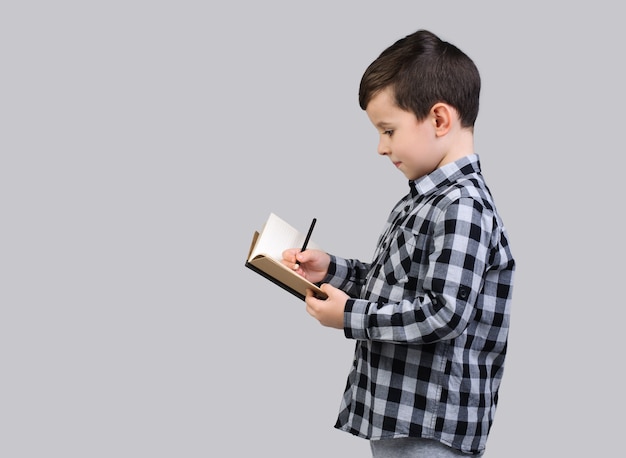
[304,283,348,329]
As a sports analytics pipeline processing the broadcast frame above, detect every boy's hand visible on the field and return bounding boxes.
[281,248,330,284]
[304,284,348,329]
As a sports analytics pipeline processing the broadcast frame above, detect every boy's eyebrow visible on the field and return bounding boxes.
[374,121,393,128]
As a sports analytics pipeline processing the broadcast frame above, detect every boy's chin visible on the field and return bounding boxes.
[401,171,421,181]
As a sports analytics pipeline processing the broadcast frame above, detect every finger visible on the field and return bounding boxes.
[281,257,299,270]
[304,292,317,318]
[282,248,297,262]
[280,249,300,269]
[319,283,333,296]
[305,289,320,308]
[295,249,315,263]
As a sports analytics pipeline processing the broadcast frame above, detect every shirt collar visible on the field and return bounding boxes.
[409,154,481,198]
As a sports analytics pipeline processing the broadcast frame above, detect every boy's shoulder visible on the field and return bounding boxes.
[422,156,496,211]
[418,154,481,193]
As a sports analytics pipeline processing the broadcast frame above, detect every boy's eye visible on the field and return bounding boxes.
[383,130,394,136]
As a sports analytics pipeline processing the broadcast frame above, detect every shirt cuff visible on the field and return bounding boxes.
[322,255,347,287]
[344,298,370,340]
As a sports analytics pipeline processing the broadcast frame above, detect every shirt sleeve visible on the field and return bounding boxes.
[322,255,370,298]
[345,197,492,344]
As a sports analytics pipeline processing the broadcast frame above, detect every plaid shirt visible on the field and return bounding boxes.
[323,155,515,455]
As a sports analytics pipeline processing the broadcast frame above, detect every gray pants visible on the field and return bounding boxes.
[370,437,483,457]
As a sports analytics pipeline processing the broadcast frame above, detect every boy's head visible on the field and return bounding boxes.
[359,29,480,129]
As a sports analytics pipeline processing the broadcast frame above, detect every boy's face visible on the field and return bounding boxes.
[365,88,443,181]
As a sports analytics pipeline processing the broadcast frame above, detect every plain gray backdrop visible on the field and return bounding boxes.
[2,1,624,456]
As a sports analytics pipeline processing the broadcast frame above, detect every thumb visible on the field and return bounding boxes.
[296,249,313,263]
[319,282,336,295]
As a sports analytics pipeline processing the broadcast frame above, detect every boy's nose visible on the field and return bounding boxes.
[377,138,390,156]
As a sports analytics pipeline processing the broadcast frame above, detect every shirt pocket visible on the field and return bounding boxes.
[379,228,423,288]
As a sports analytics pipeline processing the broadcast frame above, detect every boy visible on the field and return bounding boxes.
[283,29,514,456]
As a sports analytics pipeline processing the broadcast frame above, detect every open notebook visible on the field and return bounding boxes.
[245,213,327,300]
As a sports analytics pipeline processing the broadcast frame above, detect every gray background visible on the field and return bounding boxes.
[2,1,623,456]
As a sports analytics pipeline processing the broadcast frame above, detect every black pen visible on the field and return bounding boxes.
[294,217,316,269]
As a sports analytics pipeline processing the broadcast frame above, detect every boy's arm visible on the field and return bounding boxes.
[322,255,370,298]
[344,197,509,344]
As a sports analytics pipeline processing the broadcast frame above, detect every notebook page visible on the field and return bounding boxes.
[250,213,319,261]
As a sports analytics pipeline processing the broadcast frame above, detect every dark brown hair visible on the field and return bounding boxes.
[359,29,481,128]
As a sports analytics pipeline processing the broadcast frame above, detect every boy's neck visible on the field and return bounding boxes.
[438,127,475,168]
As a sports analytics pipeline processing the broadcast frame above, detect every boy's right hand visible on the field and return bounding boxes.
[281,248,330,284]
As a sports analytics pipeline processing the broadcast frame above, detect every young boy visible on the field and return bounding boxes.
[283,29,514,456]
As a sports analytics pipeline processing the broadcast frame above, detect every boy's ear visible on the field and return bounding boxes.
[431,103,453,137]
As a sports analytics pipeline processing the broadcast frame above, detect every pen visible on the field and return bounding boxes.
[294,217,316,269]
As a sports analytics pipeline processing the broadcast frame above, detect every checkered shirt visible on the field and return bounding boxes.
[323,154,515,455]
